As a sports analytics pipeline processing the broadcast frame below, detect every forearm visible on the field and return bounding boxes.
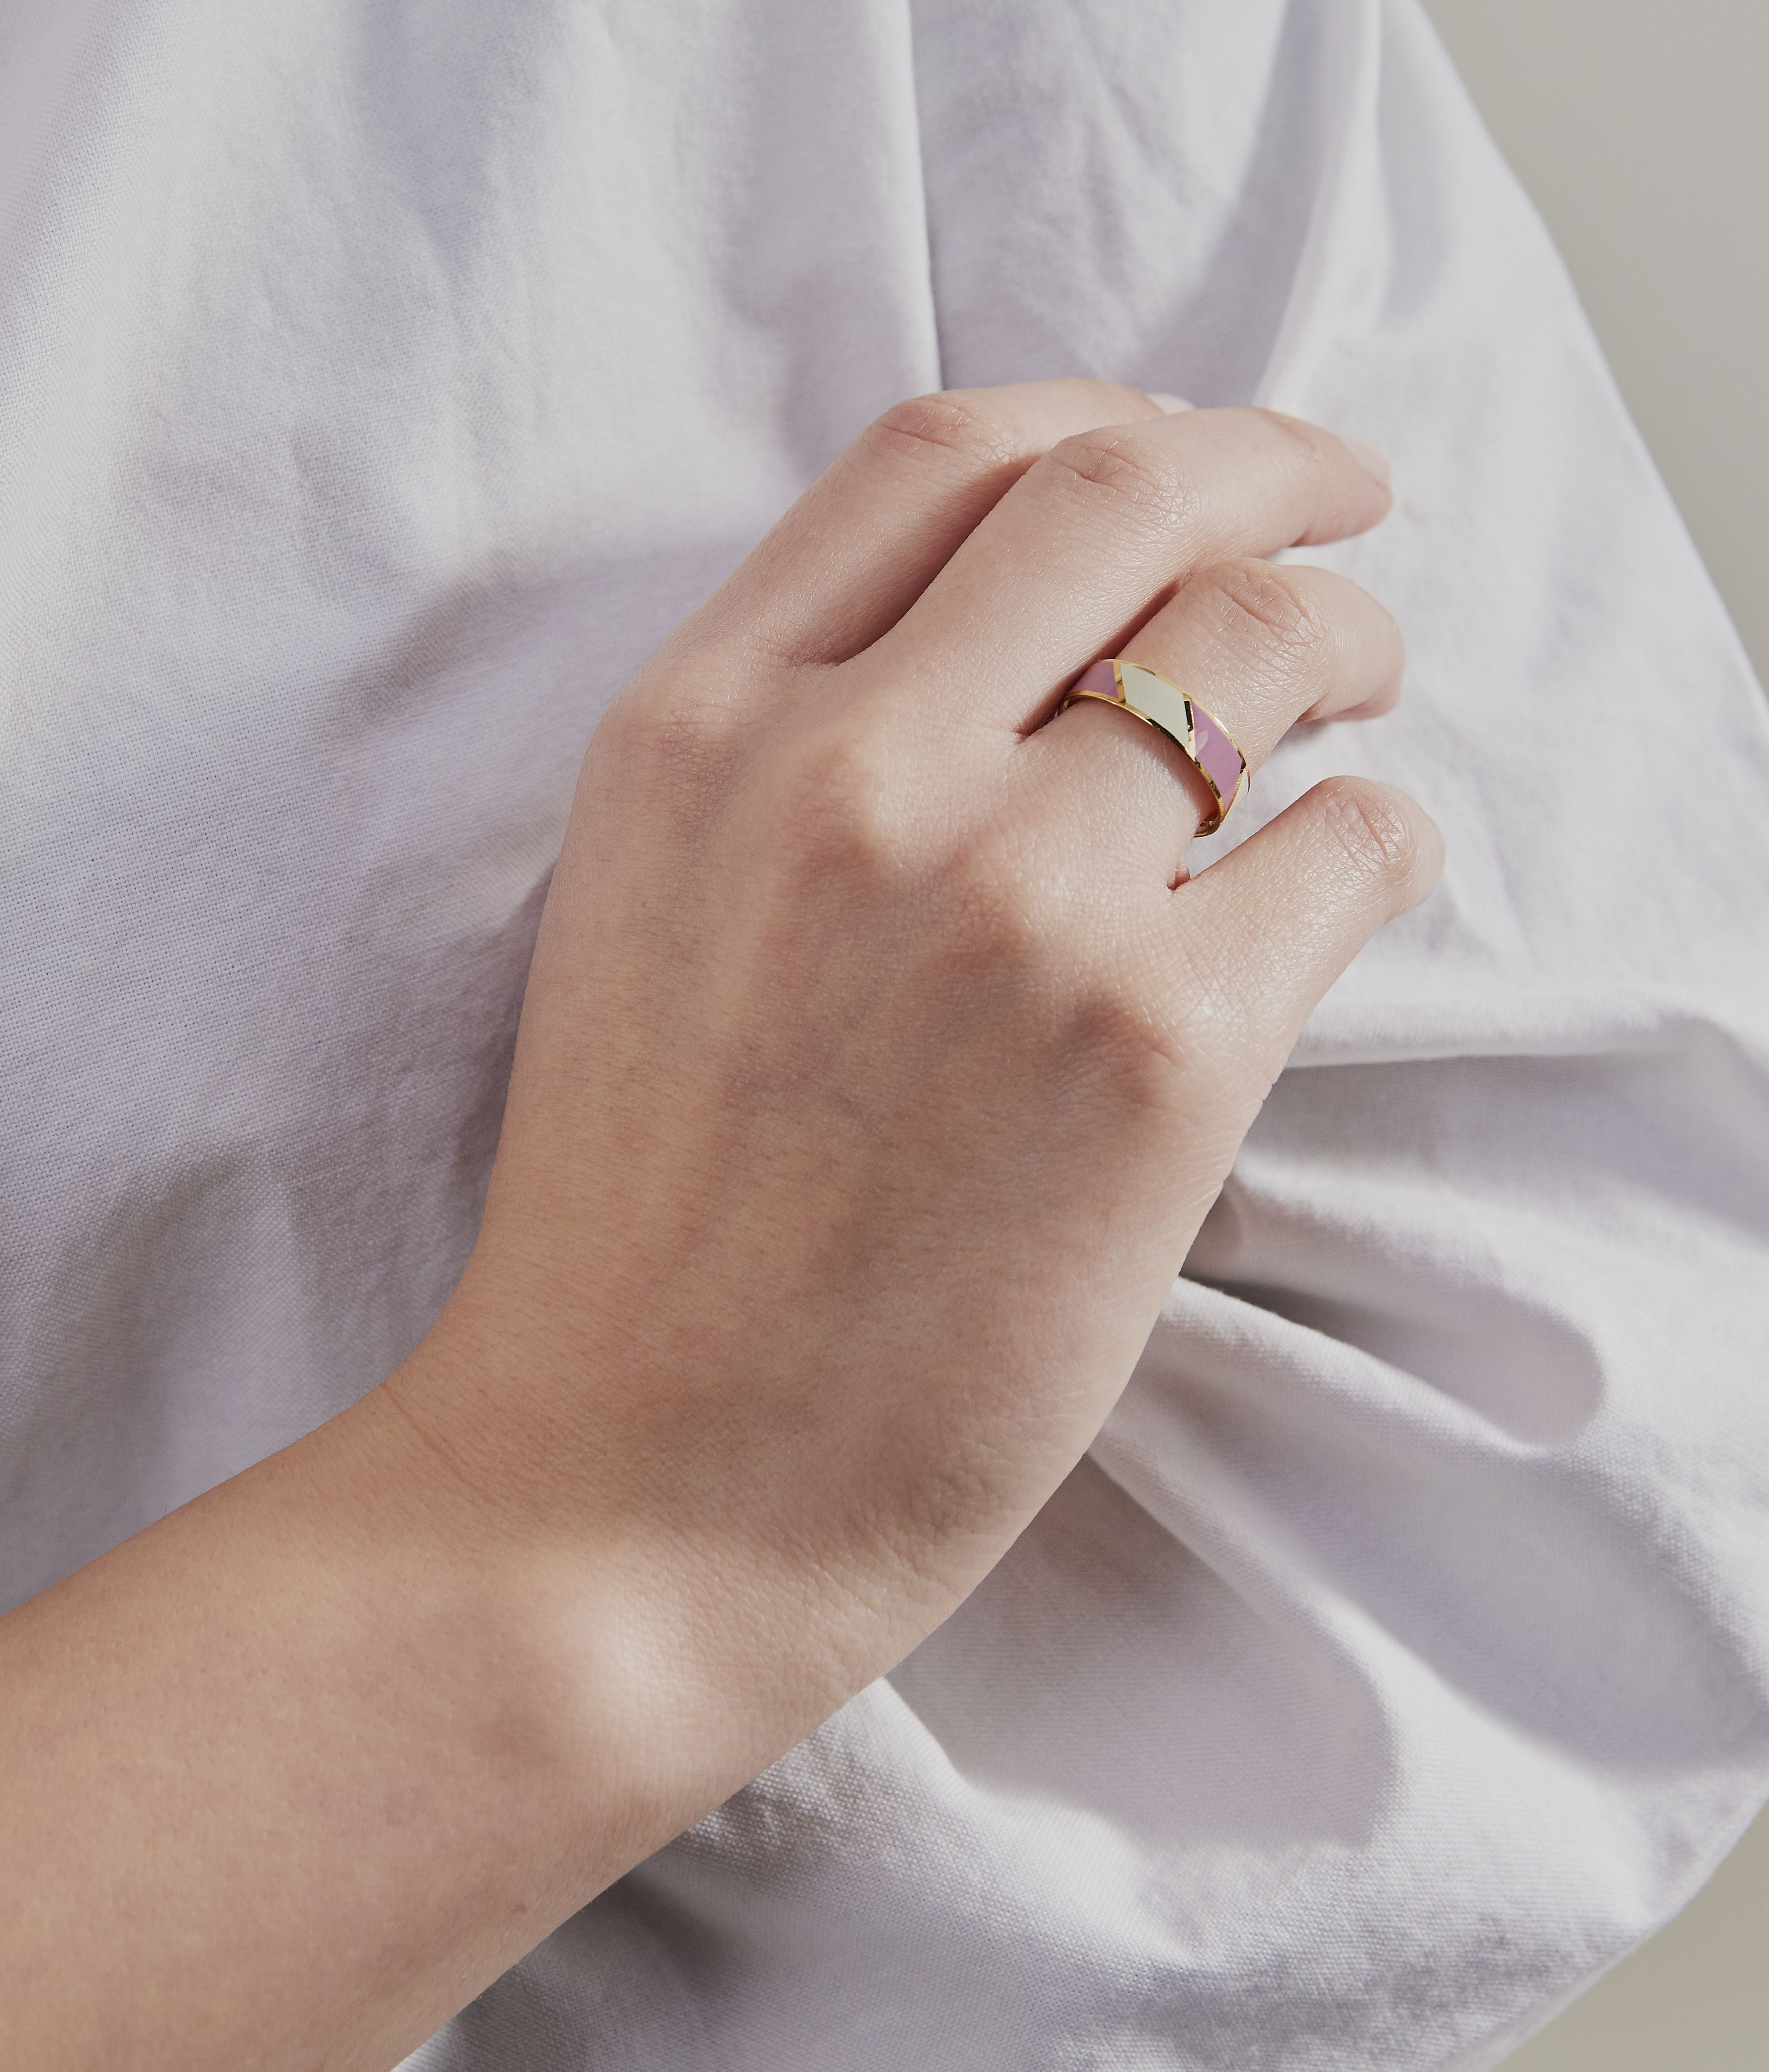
[0,1359,691,2072]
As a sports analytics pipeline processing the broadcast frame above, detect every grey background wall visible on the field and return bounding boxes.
[1420,5,1768,2065]
[1425,0,1768,677]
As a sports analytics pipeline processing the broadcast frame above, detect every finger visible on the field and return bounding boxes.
[1025,561,1405,867]
[1155,776,1444,1097]
[867,407,1393,726]
[677,381,1172,674]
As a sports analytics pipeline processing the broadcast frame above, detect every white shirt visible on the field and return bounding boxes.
[2,3,1766,2066]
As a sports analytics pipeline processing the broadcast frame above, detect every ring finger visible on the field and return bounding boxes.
[1022,558,1405,870]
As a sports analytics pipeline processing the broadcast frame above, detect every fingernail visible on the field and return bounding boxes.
[1147,391,1194,414]
[1338,432,1392,489]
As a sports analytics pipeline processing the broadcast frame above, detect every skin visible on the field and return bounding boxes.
[0,382,1440,2070]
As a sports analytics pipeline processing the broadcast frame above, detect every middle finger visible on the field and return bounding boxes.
[857,406,1392,730]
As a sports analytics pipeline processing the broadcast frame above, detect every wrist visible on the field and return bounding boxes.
[382,1272,905,1837]
[373,1299,801,1857]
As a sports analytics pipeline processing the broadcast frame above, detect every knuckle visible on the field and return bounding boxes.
[1036,907,1206,1093]
[1043,426,1195,533]
[1197,558,1331,662]
[864,391,1019,474]
[595,682,747,798]
[948,839,1050,961]
[1096,984,1196,1106]
[1315,775,1421,888]
[1250,405,1335,486]
[769,717,914,879]
[1249,407,1379,540]
[766,731,1069,1019]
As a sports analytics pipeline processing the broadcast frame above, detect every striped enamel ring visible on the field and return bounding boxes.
[1059,657,1249,836]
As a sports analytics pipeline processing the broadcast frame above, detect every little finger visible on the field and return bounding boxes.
[1159,776,1444,1101]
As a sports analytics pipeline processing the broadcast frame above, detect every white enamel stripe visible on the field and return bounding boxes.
[1059,659,1246,832]
[1112,661,1198,758]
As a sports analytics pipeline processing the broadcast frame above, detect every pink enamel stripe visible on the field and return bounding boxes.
[1188,702,1245,807]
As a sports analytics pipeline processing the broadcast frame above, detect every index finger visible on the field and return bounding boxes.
[681,380,1168,674]
[859,407,1393,728]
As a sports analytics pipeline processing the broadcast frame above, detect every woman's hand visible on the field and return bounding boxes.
[408,380,1439,1811]
[0,382,1438,2072]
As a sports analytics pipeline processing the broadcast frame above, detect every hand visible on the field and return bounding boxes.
[406,380,1440,1804]
[0,382,1440,2071]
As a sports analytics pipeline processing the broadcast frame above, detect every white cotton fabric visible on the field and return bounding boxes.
[3,1,1768,2065]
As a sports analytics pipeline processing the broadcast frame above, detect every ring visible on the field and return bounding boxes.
[1058,658,1249,835]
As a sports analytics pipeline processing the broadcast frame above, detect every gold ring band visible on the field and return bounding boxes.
[1058,658,1249,836]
